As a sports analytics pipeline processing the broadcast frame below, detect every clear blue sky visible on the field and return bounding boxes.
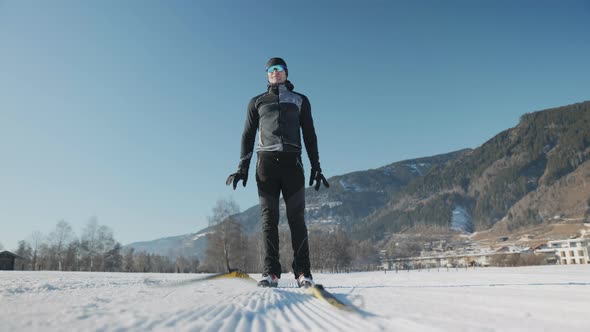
[1,0,589,251]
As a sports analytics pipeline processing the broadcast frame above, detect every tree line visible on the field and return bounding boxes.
[12,218,199,273]
[10,198,382,274]
[202,198,381,274]
[202,220,381,274]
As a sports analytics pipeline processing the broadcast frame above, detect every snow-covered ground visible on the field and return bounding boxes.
[1,265,590,331]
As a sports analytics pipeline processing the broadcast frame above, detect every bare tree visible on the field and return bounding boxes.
[175,255,189,273]
[80,218,100,271]
[130,252,174,273]
[188,256,200,273]
[37,242,51,270]
[245,232,264,273]
[123,247,135,272]
[207,197,240,227]
[64,240,81,271]
[29,231,44,271]
[175,255,200,273]
[203,198,243,272]
[15,240,33,270]
[227,220,248,271]
[80,218,117,271]
[14,222,128,272]
[151,254,174,273]
[308,229,355,273]
[134,251,151,272]
[49,220,75,271]
[351,239,380,271]
[332,230,352,272]
[0,242,4,251]
[204,218,246,272]
[104,242,123,272]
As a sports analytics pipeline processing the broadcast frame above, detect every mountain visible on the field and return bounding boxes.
[125,232,210,261]
[355,101,590,239]
[127,100,590,257]
[125,150,468,258]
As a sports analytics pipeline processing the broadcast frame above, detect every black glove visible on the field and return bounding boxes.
[226,170,248,190]
[309,167,329,191]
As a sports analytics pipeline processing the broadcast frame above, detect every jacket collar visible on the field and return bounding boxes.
[267,80,294,94]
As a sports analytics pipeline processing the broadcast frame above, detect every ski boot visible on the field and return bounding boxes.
[297,273,314,288]
[257,273,279,288]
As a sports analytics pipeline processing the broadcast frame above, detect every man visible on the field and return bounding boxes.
[226,57,329,288]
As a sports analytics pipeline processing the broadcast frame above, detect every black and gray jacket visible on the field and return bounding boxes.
[238,80,321,173]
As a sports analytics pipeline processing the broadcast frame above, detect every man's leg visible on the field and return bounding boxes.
[256,155,282,277]
[282,156,311,278]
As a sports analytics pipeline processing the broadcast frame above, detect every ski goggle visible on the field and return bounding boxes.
[266,65,286,73]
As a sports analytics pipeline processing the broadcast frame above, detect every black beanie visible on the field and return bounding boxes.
[265,57,288,77]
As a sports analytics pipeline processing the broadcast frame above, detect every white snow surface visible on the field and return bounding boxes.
[2,265,590,331]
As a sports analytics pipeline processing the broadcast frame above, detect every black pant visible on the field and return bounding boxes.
[256,151,311,279]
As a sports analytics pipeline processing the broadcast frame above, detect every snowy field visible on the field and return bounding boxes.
[1,265,590,331]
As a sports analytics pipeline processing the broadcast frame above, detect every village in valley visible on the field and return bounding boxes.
[378,218,590,271]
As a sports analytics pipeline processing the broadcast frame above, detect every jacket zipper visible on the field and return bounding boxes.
[277,90,283,146]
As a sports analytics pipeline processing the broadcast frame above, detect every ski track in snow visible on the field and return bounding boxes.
[0,272,384,332]
[1,266,590,331]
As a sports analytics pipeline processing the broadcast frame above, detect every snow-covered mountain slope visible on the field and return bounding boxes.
[125,231,209,260]
[2,265,590,331]
[451,205,474,233]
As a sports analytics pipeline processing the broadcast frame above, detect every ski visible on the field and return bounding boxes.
[217,271,357,312]
[155,270,356,312]
[154,270,256,288]
[309,284,355,312]
[207,270,256,282]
